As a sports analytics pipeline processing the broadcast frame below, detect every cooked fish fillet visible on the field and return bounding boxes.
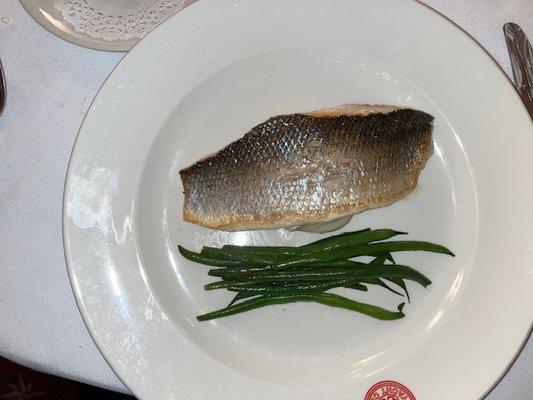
[179,104,434,231]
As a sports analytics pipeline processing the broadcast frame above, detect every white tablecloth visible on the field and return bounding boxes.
[0,0,531,397]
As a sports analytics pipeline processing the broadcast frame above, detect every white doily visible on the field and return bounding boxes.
[53,0,188,42]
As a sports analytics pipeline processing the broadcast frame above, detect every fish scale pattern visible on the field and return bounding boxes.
[180,108,434,230]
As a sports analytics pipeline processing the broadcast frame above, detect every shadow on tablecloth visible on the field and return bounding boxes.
[0,357,135,399]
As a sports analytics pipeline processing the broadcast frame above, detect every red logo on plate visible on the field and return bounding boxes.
[365,380,416,400]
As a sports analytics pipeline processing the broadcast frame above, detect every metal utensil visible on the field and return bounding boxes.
[504,23,533,118]
[0,57,5,116]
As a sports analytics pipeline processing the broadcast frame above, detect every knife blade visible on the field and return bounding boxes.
[504,23,533,118]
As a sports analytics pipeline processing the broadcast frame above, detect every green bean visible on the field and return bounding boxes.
[204,246,289,260]
[208,260,369,278]
[282,264,428,286]
[200,247,246,261]
[366,255,406,296]
[205,265,431,289]
[197,293,405,321]
[205,241,451,273]
[217,245,295,258]
[209,267,370,285]
[300,228,372,247]
[208,259,365,276]
[301,229,407,254]
[215,230,375,257]
[369,254,388,266]
[361,278,404,297]
[215,278,369,294]
[270,241,454,270]
[215,229,374,260]
[205,276,328,290]
[342,282,368,291]
[379,253,410,301]
[179,228,453,321]
[201,246,278,263]
[243,265,418,283]
[212,229,405,259]
[385,277,410,302]
[362,265,432,288]
[178,246,270,267]
[178,246,247,267]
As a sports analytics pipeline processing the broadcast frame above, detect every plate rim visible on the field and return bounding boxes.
[62,0,533,398]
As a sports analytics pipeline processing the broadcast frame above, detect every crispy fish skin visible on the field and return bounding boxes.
[180,105,434,231]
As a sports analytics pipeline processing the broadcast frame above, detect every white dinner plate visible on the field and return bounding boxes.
[63,0,533,399]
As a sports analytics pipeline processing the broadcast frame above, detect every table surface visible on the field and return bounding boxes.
[0,0,531,397]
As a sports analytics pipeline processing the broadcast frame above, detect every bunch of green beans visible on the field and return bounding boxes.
[178,228,454,321]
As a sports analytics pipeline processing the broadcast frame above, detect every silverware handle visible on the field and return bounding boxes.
[504,23,533,117]
[0,58,5,116]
